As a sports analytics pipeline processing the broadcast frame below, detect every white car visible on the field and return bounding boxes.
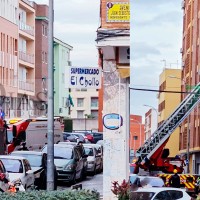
[0,155,35,190]
[83,144,102,175]
[131,187,192,200]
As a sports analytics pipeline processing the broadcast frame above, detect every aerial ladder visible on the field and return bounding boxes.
[135,82,200,174]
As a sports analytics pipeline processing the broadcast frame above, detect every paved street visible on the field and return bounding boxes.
[57,172,103,196]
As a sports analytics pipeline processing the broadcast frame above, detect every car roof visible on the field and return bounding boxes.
[11,151,44,156]
[0,155,27,160]
[83,143,101,148]
[54,144,74,148]
[135,187,187,192]
[59,142,77,145]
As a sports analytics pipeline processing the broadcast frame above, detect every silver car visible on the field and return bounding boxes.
[83,144,102,175]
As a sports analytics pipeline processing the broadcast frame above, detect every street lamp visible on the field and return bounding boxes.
[130,118,142,146]
[168,75,190,173]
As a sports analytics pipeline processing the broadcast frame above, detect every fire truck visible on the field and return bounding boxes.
[6,117,63,154]
[133,82,200,193]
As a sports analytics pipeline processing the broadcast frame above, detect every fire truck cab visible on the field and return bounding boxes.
[7,118,63,153]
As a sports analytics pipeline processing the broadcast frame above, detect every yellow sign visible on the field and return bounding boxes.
[107,2,130,22]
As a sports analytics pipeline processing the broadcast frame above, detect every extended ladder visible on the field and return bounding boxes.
[136,82,200,163]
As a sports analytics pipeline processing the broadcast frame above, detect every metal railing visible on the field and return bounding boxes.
[19,21,34,36]
[19,51,34,64]
[19,80,34,92]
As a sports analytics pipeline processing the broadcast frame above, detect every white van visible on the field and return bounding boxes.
[25,120,63,151]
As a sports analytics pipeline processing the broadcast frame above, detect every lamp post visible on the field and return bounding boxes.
[130,118,142,147]
[168,75,190,173]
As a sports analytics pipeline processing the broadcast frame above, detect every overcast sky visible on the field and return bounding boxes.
[130,0,183,118]
[34,0,100,67]
[33,0,183,120]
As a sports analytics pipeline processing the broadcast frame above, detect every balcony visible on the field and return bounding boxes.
[19,21,34,36]
[19,80,34,92]
[19,51,34,64]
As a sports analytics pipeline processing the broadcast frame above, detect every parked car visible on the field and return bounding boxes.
[58,141,88,179]
[0,155,35,190]
[130,187,191,200]
[73,133,88,143]
[10,151,58,190]
[90,132,103,143]
[63,132,78,142]
[130,174,164,188]
[42,144,87,184]
[81,132,95,143]
[83,143,103,173]
[83,144,102,175]
[0,159,10,192]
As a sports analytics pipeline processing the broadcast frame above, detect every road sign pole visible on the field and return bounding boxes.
[47,0,54,191]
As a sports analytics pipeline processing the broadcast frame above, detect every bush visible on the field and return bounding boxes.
[0,189,100,200]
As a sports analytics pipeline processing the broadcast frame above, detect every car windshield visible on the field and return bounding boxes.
[43,146,73,159]
[11,153,42,167]
[84,147,94,156]
[1,159,23,173]
[131,192,155,200]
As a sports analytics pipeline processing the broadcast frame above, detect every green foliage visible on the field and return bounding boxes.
[64,118,73,132]
[0,189,99,200]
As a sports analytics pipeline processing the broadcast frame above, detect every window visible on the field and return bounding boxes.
[77,111,84,118]
[77,98,84,107]
[167,190,183,199]
[42,24,45,36]
[91,97,98,107]
[91,110,98,119]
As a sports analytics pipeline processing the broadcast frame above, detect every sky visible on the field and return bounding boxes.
[33,0,183,119]
[34,0,100,67]
[130,0,183,118]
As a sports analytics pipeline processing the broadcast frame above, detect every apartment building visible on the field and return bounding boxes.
[70,88,99,119]
[158,68,182,157]
[33,3,48,116]
[144,108,158,141]
[18,0,35,118]
[180,0,200,173]
[54,38,73,117]
[130,115,145,155]
[0,0,18,118]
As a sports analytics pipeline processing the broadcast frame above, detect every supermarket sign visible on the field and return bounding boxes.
[67,67,102,89]
[107,2,130,22]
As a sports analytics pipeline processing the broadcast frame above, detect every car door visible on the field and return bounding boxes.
[23,159,34,188]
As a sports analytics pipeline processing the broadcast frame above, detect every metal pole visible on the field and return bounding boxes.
[47,0,54,191]
[187,116,190,173]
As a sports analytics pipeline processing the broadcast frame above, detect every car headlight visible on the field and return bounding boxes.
[64,164,76,170]
[88,161,95,164]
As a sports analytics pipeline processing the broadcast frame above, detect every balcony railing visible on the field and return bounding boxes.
[19,80,34,92]
[19,21,34,36]
[19,51,34,64]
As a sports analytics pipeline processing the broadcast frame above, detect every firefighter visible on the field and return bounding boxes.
[169,169,181,188]
[195,177,200,195]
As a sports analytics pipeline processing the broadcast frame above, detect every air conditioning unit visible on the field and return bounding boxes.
[181,0,185,9]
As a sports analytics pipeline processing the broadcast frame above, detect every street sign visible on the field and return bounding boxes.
[106,2,130,22]
[103,113,123,130]
[67,67,102,89]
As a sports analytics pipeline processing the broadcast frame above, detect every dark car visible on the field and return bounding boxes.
[10,151,58,190]
[42,144,87,184]
[63,132,78,142]
[58,141,88,179]
[90,132,103,143]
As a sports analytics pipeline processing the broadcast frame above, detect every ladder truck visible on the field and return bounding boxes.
[133,82,200,192]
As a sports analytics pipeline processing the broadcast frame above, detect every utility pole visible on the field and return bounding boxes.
[47,0,54,191]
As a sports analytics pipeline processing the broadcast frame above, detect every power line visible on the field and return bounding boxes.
[130,87,192,94]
